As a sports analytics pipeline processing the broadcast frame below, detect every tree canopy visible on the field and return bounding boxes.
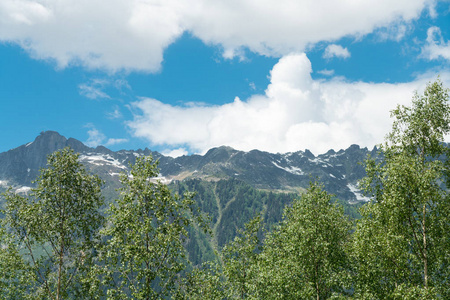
[354,79,450,298]
[1,79,449,299]
[2,147,104,299]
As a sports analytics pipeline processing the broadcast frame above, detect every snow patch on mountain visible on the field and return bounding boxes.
[347,184,371,202]
[79,154,127,169]
[15,186,31,194]
[272,161,304,176]
[310,157,323,164]
[150,175,172,185]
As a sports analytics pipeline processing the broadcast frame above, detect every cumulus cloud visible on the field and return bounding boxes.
[323,44,351,59]
[0,0,184,72]
[186,0,430,59]
[127,53,450,155]
[421,26,450,61]
[0,0,433,72]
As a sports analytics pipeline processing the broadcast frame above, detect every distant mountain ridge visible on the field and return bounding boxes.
[0,131,377,203]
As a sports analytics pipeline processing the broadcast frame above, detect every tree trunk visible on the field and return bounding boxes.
[57,203,66,300]
[423,204,428,289]
[315,263,320,300]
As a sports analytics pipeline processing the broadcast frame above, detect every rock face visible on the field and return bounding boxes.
[0,131,87,186]
[0,131,378,203]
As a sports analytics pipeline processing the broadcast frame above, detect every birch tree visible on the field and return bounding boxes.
[101,155,207,299]
[353,79,450,298]
[256,182,352,299]
[2,147,104,299]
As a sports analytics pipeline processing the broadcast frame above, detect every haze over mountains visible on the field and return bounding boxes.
[0,131,376,204]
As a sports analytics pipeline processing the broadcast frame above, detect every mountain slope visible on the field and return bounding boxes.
[0,131,376,204]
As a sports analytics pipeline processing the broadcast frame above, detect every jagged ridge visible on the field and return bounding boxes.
[0,131,377,203]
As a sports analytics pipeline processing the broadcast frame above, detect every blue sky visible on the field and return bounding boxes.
[1,0,450,156]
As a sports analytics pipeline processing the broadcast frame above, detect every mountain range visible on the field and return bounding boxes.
[0,130,376,204]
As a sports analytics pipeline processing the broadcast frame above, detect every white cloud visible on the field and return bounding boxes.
[0,0,185,72]
[79,79,111,100]
[421,26,450,61]
[323,44,351,59]
[105,138,129,146]
[84,124,127,147]
[127,53,450,155]
[317,69,335,76]
[106,105,123,119]
[114,79,131,91]
[0,0,432,72]
[162,148,188,158]
[376,23,410,41]
[186,0,428,59]
[85,125,106,147]
[79,78,131,99]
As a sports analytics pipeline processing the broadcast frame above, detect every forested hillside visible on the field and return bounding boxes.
[174,178,362,266]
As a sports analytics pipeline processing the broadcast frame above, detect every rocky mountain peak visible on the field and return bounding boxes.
[303,149,315,159]
[31,131,67,154]
[203,146,238,163]
[0,131,91,186]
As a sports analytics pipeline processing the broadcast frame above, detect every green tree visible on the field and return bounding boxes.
[222,214,263,299]
[256,182,352,299]
[353,79,450,298]
[2,147,104,299]
[100,155,208,299]
[177,215,263,300]
[0,227,35,299]
[176,261,226,300]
